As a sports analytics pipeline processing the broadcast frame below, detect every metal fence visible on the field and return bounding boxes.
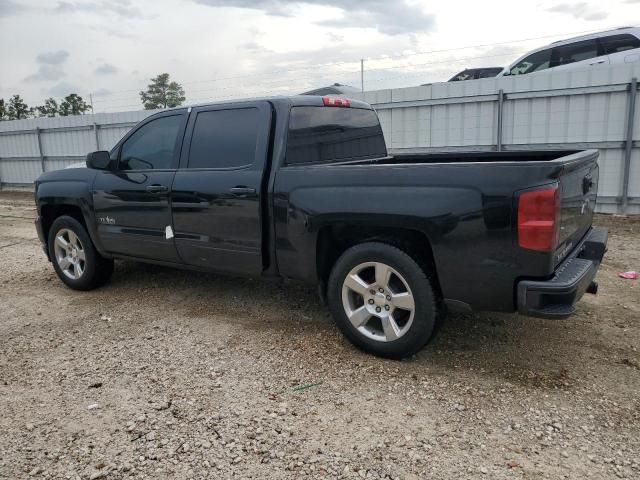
[353,63,640,215]
[1,63,639,213]
[0,110,158,187]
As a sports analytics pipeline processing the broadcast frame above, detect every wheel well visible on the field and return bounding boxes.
[41,204,86,241]
[316,224,442,299]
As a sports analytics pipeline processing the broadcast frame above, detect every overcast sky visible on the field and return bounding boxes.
[1,0,639,112]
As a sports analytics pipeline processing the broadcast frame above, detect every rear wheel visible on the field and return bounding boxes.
[48,215,113,290]
[327,242,440,359]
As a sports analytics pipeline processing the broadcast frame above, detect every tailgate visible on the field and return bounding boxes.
[554,152,599,265]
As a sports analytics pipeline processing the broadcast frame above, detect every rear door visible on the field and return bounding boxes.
[550,39,609,71]
[170,102,272,274]
[599,33,640,64]
[93,111,186,262]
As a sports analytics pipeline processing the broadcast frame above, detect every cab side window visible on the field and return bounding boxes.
[508,49,552,75]
[551,40,600,67]
[187,108,259,169]
[119,115,183,171]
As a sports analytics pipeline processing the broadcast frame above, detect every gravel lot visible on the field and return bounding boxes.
[0,190,639,480]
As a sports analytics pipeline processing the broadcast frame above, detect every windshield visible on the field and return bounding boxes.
[508,49,552,75]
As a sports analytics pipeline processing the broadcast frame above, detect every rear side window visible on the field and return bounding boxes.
[477,68,503,78]
[187,108,259,169]
[600,34,640,54]
[120,114,182,170]
[508,49,552,75]
[286,107,386,165]
[551,40,600,66]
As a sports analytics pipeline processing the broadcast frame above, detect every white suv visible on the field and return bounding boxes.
[501,27,640,76]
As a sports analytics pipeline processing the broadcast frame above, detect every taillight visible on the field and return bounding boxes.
[518,185,560,252]
[322,96,350,107]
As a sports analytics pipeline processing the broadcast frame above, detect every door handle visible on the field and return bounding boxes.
[229,186,256,195]
[589,61,605,65]
[146,184,169,193]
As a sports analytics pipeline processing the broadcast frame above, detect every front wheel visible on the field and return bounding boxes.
[48,215,114,291]
[327,242,440,359]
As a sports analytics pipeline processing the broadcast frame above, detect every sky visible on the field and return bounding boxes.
[1,0,639,112]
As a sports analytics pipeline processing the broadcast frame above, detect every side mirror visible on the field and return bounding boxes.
[86,151,112,170]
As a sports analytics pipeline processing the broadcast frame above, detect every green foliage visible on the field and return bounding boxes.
[0,93,93,121]
[139,73,186,110]
[36,98,59,117]
[7,95,31,120]
[59,94,91,116]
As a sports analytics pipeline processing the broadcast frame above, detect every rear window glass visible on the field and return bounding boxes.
[286,106,386,165]
[600,34,640,54]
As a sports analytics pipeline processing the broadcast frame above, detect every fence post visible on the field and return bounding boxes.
[496,89,504,152]
[622,77,637,214]
[93,122,100,150]
[35,127,45,173]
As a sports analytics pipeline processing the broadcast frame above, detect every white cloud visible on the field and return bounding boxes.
[2,0,639,110]
[95,63,118,75]
[0,0,26,17]
[193,0,435,35]
[547,2,608,22]
[36,50,69,65]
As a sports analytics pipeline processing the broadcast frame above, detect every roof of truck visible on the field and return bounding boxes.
[166,95,373,112]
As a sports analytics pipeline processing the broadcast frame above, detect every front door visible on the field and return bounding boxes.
[93,111,187,262]
[171,102,271,274]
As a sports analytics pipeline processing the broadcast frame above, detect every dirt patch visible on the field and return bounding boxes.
[0,191,639,479]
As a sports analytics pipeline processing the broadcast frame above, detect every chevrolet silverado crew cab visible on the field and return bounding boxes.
[34,95,607,358]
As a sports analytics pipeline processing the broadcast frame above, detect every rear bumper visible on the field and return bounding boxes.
[517,227,607,319]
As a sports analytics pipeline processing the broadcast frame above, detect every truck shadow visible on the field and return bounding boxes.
[108,260,592,389]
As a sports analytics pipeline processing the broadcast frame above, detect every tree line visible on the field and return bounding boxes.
[0,94,91,120]
[0,73,186,121]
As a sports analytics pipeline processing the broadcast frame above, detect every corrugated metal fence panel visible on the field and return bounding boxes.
[0,131,40,157]
[45,157,85,171]
[354,63,640,214]
[0,109,158,134]
[503,91,629,144]
[1,65,638,213]
[0,110,159,185]
[0,158,41,184]
[628,149,640,197]
[98,125,137,151]
[596,148,625,197]
[40,128,95,157]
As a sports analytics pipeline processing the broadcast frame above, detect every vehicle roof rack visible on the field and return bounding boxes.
[550,26,636,45]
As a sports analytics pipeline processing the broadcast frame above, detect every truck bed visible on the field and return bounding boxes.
[274,149,599,312]
[390,150,581,164]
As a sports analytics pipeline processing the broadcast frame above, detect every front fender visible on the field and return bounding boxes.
[36,173,107,256]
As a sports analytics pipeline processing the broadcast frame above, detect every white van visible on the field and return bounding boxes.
[501,27,640,76]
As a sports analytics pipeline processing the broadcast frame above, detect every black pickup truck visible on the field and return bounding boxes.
[34,95,607,358]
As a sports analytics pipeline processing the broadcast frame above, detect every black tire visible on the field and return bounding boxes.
[48,215,114,291]
[327,242,440,359]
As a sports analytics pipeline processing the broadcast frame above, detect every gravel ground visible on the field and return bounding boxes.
[0,190,639,480]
